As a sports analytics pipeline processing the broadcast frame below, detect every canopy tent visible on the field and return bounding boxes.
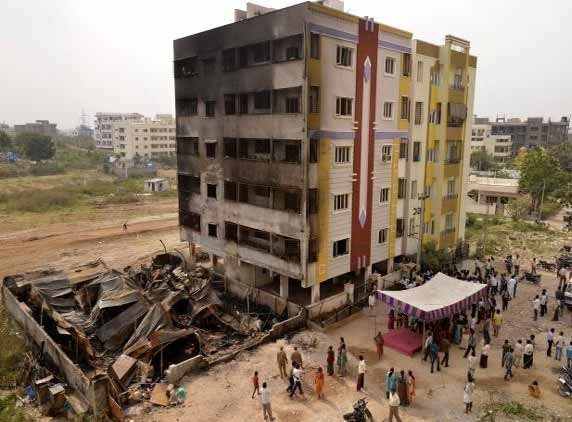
[375,272,488,321]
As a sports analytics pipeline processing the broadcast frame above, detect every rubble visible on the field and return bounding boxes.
[2,251,301,420]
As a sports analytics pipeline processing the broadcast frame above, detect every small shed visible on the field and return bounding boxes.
[144,178,169,193]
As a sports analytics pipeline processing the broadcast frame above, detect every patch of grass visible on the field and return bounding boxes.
[1,189,77,212]
[491,401,542,421]
[0,393,29,422]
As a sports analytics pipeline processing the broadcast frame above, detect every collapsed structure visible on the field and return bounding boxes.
[2,253,305,419]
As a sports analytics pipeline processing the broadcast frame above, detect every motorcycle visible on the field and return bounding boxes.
[343,398,374,422]
[558,365,572,398]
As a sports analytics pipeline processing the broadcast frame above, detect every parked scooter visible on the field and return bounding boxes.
[558,365,572,398]
[343,398,374,422]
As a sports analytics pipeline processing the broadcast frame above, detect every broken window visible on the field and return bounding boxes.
[174,56,198,78]
[286,46,299,60]
[224,181,237,201]
[284,144,300,163]
[308,189,318,214]
[207,183,217,199]
[254,139,270,154]
[205,141,217,158]
[309,138,319,163]
[208,223,218,238]
[396,218,404,238]
[254,186,270,197]
[180,211,201,231]
[222,49,236,72]
[225,222,238,241]
[413,142,421,162]
[223,138,237,158]
[253,41,271,63]
[224,94,236,115]
[333,238,349,257]
[284,191,300,212]
[205,101,216,117]
[285,97,299,113]
[239,184,249,203]
[202,57,216,74]
[178,174,200,194]
[254,91,271,110]
[177,137,199,156]
[239,94,249,114]
[176,99,198,117]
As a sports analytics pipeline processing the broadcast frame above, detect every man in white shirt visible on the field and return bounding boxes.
[532,295,540,320]
[259,382,275,421]
[507,276,516,299]
[539,289,548,317]
[558,267,567,290]
[388,388,402,422]
[289,364,304,397]
[490,274,499,296]
[357,355,366,392]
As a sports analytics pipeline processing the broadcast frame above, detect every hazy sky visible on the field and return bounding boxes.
[2,0,571,129]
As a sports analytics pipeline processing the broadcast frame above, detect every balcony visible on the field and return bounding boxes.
[223,159,303,187]
[442,194,458,213]
[440,227,456,247]
[446,126,464,139]
[444,161,461,178]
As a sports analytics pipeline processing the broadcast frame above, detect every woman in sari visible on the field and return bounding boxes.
[314,367,325,399]
[337,343,348,377]
[388,310,395,330]
[397,370,409,406]
[407,370,416,404]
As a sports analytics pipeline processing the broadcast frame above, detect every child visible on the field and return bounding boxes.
[252,371,260,398]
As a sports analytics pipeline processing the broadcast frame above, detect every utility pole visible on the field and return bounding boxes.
[416,193,430,269]
[538,179,546,221]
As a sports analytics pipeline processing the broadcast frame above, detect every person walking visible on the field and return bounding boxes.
[507,275,517,299]
[407,371,416,404]
[375,331,384,360]
[463,375,476,414]
[277,346,288,378]
[260,382,275,421]
[523,339,534,369]
[566,341,572,369]
[493,309,503,337]
[514,254,521,275]
[539,289,548,317]
[531,257,537,275]
[337,343,348,377]
[504,348,514,381]
[356,355,366,392]
[482,316,491,345]
[501,288,511,311]
[546,328,555,357]
[440,337,451,367]
[479,341,490,369]
[464,329,477,358]
[291,347,303,368]
[326,346,335,376]
[314,367,324,399]
[388,388,403,422]
[289,363,304,398]
[513,339,523,368]
[430,340,441,373]
[490,273,499,296]
[386,368,398,399]
[558,266,567,291]
[501,340,511,367]
[388,310,396,330]
[555,331,565,362]
[423,331,433,361]
[252,371,260,398]
[397,370,409,406]
[532,295,540,321]
[468,350,477,379]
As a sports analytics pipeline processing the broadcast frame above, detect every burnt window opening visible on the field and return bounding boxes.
[223,138,237,158]
[396,218,404,238]
[174,57,198,78]
[254,91,271,110]
[308,189,319,214]
[177,137,199,156]
[176,98,198,117]
[285,97,300,113]
[254,186,270,198]
[239,94,249,114]
[224,94,236,115]
[253,41,271,63]
[286,46,300,60]
[284,144,300,163]
[223,181,237,202]
[284,191,300,213]
[178,174,200,194]
[205,142,217,158]
[202,58,216,75]
[179,211,201,232]
[310,33,320,59]
[238,46,248,67]
[222,49,236,72]
[225,222,238,241]
[207,183,217,199]
[308,238,318,263]
[254,139,270,154]
[205,101,216,117]
[283,238,301,262]
[238,183,249,203]
[333,238,349,257]
[309,138,319,163]
[208,223,218,238]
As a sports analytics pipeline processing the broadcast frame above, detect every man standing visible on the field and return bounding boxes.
[260,382,275,421]
[277,346,288,378]
[555,331,565,362]
[356,355,366,392]
[558,266,567,291]
[567,341,572,369]
[493,309,503,337]
[514,339,524,368]
[464,329,477,358]
[501,340,511,367]
[430,341,441,373]
[532,295,540,321]
[482,316,491,345]
[501,288,511,311]
[504,348,514,381]
[326,346,335,376]
[546,328,555,357]
[289,363,304,398]
[388,388,403,422]
[423,331,433,361]
[539,289,548,317]
[440,337,451,367]
[291,346,303,368]
[490,273,499,296]
[507,275,517,299]
[513,254,521,276]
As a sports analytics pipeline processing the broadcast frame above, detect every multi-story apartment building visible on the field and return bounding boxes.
[470,119,511,162]
[174,1,477,304]
[14,120,57,136]
[94,112,144,150]
[112,114,176,160]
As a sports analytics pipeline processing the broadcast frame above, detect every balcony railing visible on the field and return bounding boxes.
[449,83,465,91]
[444,157,461,164]
[441,227,456,235]
[443,193,458,201]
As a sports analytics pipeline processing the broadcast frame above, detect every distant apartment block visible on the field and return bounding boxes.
[470,118,511,162]
[14,120,57,136]
[94,112,144,150]
[174,1,477,304]
[112,114,176,160]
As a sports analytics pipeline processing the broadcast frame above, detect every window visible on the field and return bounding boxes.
[208,223,218,238]
[254,139,270,154]
[310,86,320,113]
[402,53,411,76]
[447,179,456,195]
[205,101,216,117]
[333,193,349,211]
[417,61,423,82]
[254,186,270,197]
[189,98,198,116]
[177,137,199,156]
[430,66,440,85]
[224,94,236,115]
[446,141,460,163]
[222,49,236,72]
[414,102,423,125]
[310,33,320,59]
[207,183,217,199]
[253,41,270,63]
[284,144,300,162]
[399,138,408,159]
[224,181,237,201]
[383,102,394,119]
[308,189,319,214]
[285,97,299,113]
[335,146,351,164]
[409,218,416,236]
[396,218,404,238]
[397,178,406,199]
[434,140,440,163]
[284,192,300,212]
[385,56,395,75]
[400,96,410,120]
[380,188,390,203]
[223,138,237,158]
[333,238,349,257]
[336,46,353,67]
[336,97,353,116]
[254,91,271,110]
[206,141,217,158]
[239,94,249,114]
[445,214,454,230]
[381,145,392,162]
[378,228,388,244]
[202,58,215,74]
[286,46,299,60]
[413,142,421,162]
[310,138,319,163]
[225,222,238,241]
[411,180,417,199]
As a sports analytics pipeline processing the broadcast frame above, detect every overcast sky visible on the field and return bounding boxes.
[1,0,571,129]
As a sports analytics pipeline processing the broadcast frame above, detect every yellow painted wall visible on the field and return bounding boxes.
[316,138,330,283]
[388,138,400,259]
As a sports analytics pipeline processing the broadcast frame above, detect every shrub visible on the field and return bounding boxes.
[29,162,65,176]
[3,189,77,212]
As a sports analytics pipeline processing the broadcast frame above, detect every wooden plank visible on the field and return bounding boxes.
[149,383,170,407]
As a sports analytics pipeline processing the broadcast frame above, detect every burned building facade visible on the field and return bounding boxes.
[174,1,477,304]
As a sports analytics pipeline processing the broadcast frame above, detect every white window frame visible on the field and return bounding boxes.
[334,145,352,165]
[381,145,392,163]
[380,187,390,203]
[335,97,353,117]
[333,193,350,213]
[336,46,353,68]
[417,60,424,82]
[382,102,394,120]
[378,228,388,244]
[384,56,396,76]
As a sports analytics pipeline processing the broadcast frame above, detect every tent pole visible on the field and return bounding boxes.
[422,321,426,351]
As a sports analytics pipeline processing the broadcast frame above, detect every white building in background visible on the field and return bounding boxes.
[94,112,144,150]
[470,118,512,163]
[112,114,176,160]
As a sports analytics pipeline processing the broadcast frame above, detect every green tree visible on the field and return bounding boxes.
[470,150,497,171]
[505,196,530,221]
[519,147,564,210]
[548,143,572,172]
[0,131,11,152]
[15,133,55,161]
